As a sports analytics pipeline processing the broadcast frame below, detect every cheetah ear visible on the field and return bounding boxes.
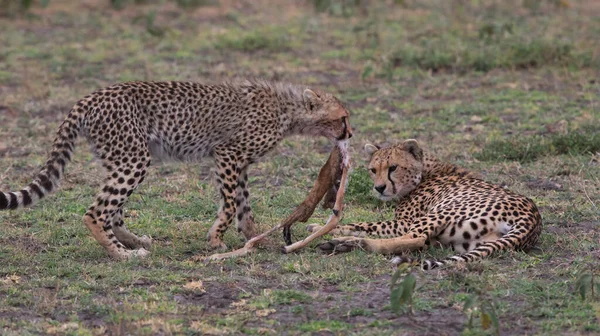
[364,143,380,156]
[303,89,319,101]
[303,89,320,111]
[402,139,423,161]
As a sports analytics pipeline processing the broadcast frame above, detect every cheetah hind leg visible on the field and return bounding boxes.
[113,209,152,250]
[83,207,149,260]
[83,169,151,259]
[234,167,256,240]
[207,149,244,250]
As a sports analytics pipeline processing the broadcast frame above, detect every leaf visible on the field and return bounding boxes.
[390,285,403,314]
[480,312,492,330]
[400,273,416,305]
[575,273,592,300]
[110,0,126,10]
[463,294,477,312]
[20,0,33,10]
[490,309,500,336]
[361,64,374,80]
[482,299,500,335]
[390,266,405,288]
[390,271,417,315]
[467,311,474,328]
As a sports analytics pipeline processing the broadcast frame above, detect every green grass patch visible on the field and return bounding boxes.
[389,37,600,73]
[346,167,376,205]
[388,36,594,73]
[214,26,290,53]
[271,289,312,305]
[297,320,352,332]
[475,130,600,163]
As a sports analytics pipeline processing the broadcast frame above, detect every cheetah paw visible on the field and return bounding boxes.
[113,248,150,260]
[208,239,228,251]
[138,235,153,250]
[131,248,150,258]
[317,236,365,254]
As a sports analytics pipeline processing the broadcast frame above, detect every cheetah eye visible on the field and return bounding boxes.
[369,168,376,174]
[389,165,398,172]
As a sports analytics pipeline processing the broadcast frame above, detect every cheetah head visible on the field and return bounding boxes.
[365,139,424,201]
[302,89,353,141]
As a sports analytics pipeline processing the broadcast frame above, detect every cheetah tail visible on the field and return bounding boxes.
[0,106,85,210]
[417,223,539,271]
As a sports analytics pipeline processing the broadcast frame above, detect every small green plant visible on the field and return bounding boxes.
[272,290,312,305]
[175,0,215,9]
[0,0,50,17]
[463,293,500,336]
[109,0,128,10]
[575,269,598,301]
[311,0,364,17]
[109,0,155,10]
[110,0,214,10]
[390,264,416,315]
[214,28,289,53]
[132,10,166,37]
[298,320,351,332]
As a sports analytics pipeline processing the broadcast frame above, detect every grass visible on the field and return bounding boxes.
[214,26,291,53]
[475,128,600,163]
[0,0,599,335]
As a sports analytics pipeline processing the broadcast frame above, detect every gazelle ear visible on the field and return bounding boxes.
[364,143,380,156]
[402,139,423,161]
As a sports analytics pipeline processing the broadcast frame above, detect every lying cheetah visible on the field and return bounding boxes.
[312,139,542,270]
[0,80,353,260]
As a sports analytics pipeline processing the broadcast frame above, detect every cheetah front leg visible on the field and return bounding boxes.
[318,213,447,254]
[234,166,256,240]
[207,149,243,250]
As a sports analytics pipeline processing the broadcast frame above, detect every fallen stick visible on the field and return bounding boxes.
[204,141,351,262]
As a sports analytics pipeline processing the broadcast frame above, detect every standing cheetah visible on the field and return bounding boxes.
[0,80,353,260]
[313,139,542,270]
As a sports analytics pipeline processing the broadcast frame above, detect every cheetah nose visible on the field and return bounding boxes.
[374,185,386,194]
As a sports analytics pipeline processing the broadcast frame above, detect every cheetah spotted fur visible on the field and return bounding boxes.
[1,80,353,260]
[312,139,542,270]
